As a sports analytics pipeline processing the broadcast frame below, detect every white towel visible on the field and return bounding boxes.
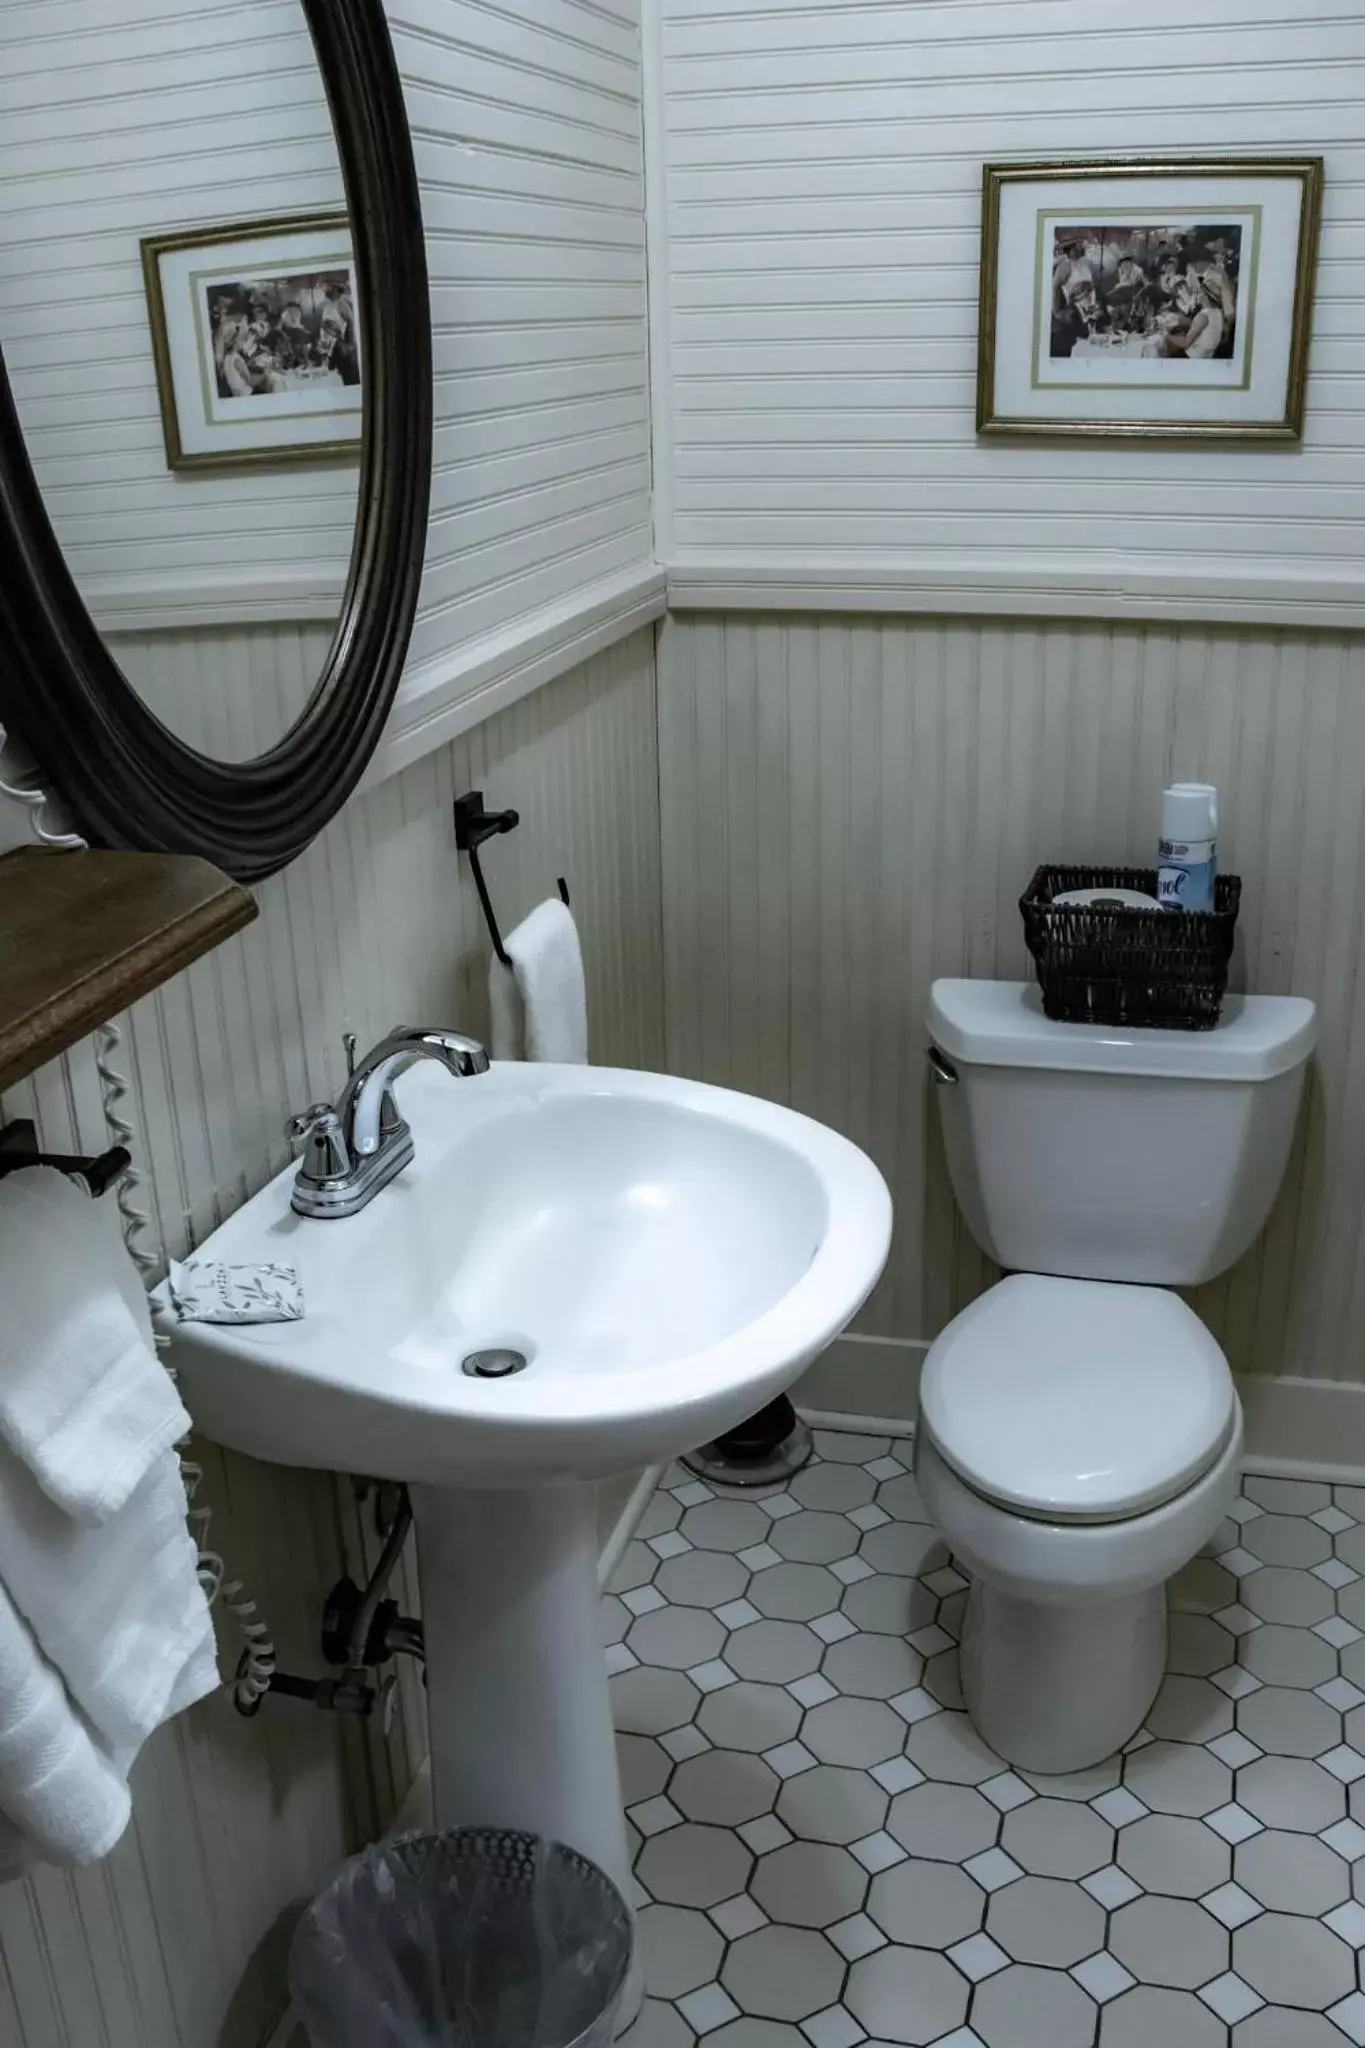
[0,1167,190,1523]
[0,1440,219,1756]
[487,898,588,1064]
[0,1578,130,1876]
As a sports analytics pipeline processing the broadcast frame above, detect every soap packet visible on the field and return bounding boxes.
[168,1257,304,1325]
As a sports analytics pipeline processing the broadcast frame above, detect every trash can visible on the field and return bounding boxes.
[289,1827,634,2048]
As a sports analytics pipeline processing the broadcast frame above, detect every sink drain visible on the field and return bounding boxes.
[462,1347,529,1379]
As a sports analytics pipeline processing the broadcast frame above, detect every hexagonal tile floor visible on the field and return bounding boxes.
[610,1439,1365,2047]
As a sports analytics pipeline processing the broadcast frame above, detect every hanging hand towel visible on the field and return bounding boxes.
[486,898,587,1065]
[0,1166,190,1523]
[0,1440,219,1757]
[0,1576,130,1876]
[488,954,525,1063]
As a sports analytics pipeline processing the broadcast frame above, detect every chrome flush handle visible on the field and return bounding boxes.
[927,1045,959,1086]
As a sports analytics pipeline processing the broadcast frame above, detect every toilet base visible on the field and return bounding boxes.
[959,1576,1167,1775]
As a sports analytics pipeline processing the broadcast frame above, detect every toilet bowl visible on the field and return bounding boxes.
[921,978,1317,1774]
[913,1274,1242,1771]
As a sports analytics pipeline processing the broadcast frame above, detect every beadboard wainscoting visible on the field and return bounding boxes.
[1,0,659,763]
[650,0,1365,624]
[0,627,664,2048]
[657,612,1365,1453]
[0,0,359,605]
[106,621,337,765]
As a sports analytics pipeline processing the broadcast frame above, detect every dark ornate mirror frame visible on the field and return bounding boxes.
[0,0,432,882]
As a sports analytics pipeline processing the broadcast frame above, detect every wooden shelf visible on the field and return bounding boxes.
[0,847,257,1094]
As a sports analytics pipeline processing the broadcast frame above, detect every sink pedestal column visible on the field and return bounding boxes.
[410,1480,641,2026]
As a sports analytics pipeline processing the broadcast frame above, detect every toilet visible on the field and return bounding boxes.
[917,978,1318,1774]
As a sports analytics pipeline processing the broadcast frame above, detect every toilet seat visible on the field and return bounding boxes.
[920,1274,1235,1525]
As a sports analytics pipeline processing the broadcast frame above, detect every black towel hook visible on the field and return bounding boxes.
[0,1119,130,1197]
[453,790,570,968]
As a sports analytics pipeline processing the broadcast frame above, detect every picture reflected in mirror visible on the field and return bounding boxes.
[209,270,359,400]
[0,4,361,762]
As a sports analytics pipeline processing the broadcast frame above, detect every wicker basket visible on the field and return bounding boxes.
[1019,864,1242,1030]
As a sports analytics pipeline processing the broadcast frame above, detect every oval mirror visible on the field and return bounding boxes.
[0,0,431,880]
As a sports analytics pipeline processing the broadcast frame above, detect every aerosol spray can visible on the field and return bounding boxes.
[1158,783,1218,912]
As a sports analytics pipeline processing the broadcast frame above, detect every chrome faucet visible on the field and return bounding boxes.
[287,1025,490,1218]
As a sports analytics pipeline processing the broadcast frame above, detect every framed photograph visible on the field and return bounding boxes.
[141,213,362,472]
[977,158,1322,441]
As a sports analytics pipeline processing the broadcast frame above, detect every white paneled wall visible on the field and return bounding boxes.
[109,621,334,762]
[0,0,657,715]
[387,0,656,705]
[654,0,1365,613]
[0,626,664,2047]
[658,612,1365,1390]
[0,0,358,608]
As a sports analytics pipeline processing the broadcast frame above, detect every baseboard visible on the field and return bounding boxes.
[799,1404,917,1442]
[794,1334,929,1424]
[1235,1376,1365,1484]
[599,1465,667,1590]
[794,1333,1365,1484]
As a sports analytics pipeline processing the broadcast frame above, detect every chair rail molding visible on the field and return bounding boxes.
[367,562,667,788]
[666,557,1365,633]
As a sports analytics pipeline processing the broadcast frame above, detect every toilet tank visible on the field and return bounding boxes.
[927,980,1317,1287]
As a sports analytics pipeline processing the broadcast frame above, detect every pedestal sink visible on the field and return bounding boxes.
[162,1059,891,2013]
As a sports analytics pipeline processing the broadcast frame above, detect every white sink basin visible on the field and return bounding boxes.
[164,1057,889,2018]
[165,1060,891,1486]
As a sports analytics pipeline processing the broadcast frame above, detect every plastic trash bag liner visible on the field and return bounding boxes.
[289,1827,633,2048]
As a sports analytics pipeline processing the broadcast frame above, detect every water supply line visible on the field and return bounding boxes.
[346,1486,415,1670]
[250,1483,424,1718]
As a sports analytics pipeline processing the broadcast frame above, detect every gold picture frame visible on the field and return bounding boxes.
[141,211,362,473]
[976,157,1323,442]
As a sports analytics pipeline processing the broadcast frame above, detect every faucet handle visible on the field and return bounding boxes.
[287,1104,352,1185]
[287,1102,334,1142]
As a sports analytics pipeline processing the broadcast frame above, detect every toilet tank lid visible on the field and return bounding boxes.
[928,980,1317,1082]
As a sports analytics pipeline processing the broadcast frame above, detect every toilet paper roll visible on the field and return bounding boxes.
[1053,887,1162,912]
